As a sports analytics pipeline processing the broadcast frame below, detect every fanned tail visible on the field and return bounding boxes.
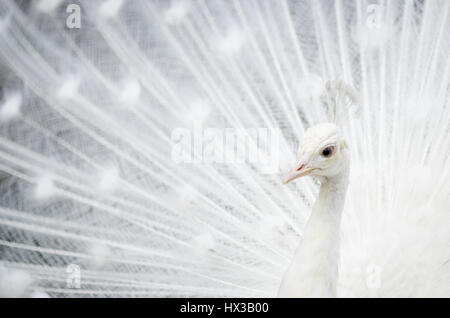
[0,0,448,297]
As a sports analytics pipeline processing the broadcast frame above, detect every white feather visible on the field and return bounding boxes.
[0,0,448,297]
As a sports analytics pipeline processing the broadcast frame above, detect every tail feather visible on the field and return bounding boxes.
[0,0,448,297]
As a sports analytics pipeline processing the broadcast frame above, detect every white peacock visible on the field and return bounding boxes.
[0,0,449,298]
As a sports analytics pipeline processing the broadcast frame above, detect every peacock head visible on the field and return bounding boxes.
[283,122,349,184]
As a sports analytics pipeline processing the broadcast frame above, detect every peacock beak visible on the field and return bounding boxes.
[283,160,314,184]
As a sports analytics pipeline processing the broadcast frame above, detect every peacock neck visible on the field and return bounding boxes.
[278,166,349,298]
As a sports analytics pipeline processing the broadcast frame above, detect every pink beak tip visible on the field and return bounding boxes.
[283,161,310,184]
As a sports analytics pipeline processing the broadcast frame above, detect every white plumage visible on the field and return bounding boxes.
[279,122,350,297]
[0,0,449,297]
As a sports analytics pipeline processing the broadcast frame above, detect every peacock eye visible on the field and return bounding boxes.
[321,146,335,157]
